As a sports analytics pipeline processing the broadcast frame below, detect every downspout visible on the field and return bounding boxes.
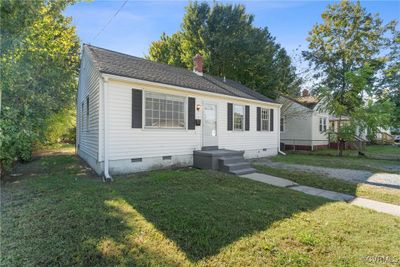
[102,76,112,182]
[277,107,286,155]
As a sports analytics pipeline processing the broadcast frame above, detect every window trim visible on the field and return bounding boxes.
[86,96,89,131]
[260,108,270,131]
[233,104,245,131]
[143,91,187,130]
[319,117,327,133]
[81,101,84,132]
[280,117,285,132]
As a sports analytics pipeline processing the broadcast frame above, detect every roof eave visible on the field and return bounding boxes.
[101,72,282,107]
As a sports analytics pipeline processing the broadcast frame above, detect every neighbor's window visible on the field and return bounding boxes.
[86,96,89,130]
[145,92,185,128]
[261,108,270,131]
[280,117,285,132]
[319,117,327,132]
[233,105,244,131]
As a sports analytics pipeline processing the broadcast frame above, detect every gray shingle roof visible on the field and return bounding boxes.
[85,44,276,104]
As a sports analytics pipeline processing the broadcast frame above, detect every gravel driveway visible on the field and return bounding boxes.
[254,160,400,189]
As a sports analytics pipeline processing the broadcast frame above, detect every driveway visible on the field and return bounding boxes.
[254,160,400,190]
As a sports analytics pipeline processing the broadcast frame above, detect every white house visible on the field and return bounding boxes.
[279,91,329,151]
[77,44,281,179]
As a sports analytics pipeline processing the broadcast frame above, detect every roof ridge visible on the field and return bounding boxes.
[202,74,244,99]
[82,44,277,104]
[84,43,198,78]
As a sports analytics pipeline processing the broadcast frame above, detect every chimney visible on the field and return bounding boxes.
[193,54,203,76]
[302,89,310,97]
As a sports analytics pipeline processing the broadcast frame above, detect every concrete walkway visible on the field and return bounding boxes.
[241,172,400,217]
[253,160,400,189]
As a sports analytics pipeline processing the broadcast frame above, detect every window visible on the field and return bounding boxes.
[81,102,84,132]
[319,117,327,132]
[261,108,270,131]
[86,96,89,130]
[280,117,285,132]
[145,92,185,128]
[233,105,244,130]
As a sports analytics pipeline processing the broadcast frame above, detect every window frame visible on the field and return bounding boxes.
[319,117,327,133]
[233,104,245,131]
[261,108,270,131]
[81,101,84,132]
[86,96,89,131]
[144,91,186,129]
[280,117,285,132]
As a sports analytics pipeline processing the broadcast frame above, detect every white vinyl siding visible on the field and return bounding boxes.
[261,108,270,131]
[106,80,279,165]
[144,92,185,129]
[76,48,101,160]
[233,104,244,131]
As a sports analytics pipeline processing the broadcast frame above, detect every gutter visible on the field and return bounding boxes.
[102,76,113,182]
[102,73,282,108]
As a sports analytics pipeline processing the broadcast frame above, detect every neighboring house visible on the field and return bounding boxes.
[278,90,330,151]
[329,116,368,140]
[77,44,281,178]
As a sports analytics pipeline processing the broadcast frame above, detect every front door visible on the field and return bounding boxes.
[203,103,218,147]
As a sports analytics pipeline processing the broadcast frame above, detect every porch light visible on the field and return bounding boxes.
[196,104,201,111]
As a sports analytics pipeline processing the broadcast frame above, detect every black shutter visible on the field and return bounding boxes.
[132,89,142,128]
[227,103,233,131]
[245,105,250,131]
[256,107,261,131]
[270,109,274,132]
[188,97,195,130]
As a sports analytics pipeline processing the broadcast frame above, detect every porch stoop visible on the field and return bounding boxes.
[193,147,256,175]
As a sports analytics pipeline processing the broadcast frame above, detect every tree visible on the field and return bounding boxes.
[0,0,79,175]
[147,1,300,99]
[303,0,397,155]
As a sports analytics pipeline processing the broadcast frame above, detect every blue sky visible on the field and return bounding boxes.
[65,0,400,63]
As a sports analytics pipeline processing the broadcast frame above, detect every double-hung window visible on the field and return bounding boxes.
[145,92,185,129]
[81,102,84,132]
[261,108,270,131]
[319,117,327,132]
[233,105,244,131]
[86,96,89,131]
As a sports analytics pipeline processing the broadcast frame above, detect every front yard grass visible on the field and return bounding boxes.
[253,164,400,205]
[296,145,400,160]
[272,153,399,173]
[1,155,399,266]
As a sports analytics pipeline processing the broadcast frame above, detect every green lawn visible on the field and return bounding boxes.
[1,155,400,266]
[253,164,400,205]
[272,153,399,173]
[297,145,400,161]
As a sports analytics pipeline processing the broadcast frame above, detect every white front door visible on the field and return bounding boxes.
[203,103,218,147]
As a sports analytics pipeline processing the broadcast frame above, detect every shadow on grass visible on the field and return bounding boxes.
[113,169,330,262]
[1,155,331,266]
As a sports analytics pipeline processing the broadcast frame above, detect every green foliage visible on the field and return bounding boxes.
[147,1,301,98]
[0,0,79,175]
[303,0,398,154]
[44,108,76,144]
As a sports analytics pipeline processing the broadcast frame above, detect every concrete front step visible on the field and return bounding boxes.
[229,167,257,175]
[220,161,251,172]
[193,148,255,175]
[218,156,244,165]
